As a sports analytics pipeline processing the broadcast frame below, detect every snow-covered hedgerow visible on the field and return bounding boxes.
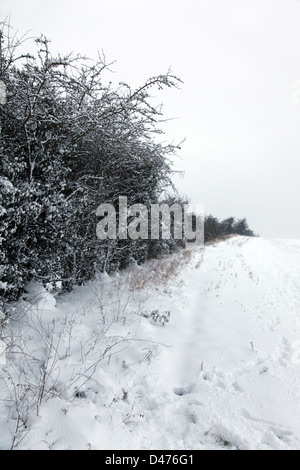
[0,20,183,301]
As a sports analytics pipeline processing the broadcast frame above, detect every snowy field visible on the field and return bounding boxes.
[1,236,300,450]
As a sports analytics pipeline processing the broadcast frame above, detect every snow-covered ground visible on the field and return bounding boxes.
[1,236,300,450]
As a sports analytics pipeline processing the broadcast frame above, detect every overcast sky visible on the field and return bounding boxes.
[1,0,300,238]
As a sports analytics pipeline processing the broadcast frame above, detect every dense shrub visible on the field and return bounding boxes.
[0,23,182,299]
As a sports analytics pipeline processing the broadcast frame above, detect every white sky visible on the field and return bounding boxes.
[1,0,300,238]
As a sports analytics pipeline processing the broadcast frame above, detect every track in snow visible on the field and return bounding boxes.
[135,236,300,450]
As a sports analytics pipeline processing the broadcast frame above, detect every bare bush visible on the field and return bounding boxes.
[128,249,194,292]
